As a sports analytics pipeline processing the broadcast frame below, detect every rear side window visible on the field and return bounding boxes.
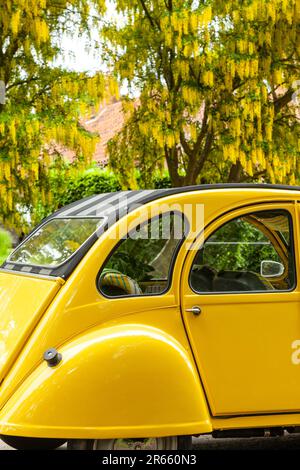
[190,209,295,293]
[98,212,185,297]
[8,218,103,268]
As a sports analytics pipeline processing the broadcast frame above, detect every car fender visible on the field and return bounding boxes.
[0,324,212,439]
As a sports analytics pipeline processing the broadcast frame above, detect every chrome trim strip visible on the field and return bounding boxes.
[0,268,64,283]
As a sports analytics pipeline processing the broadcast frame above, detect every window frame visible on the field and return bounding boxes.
[97,211,187,299]
[189,208,297,296]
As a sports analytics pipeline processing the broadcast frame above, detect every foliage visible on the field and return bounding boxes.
[20,167,171,230]
[0,229,12,264]
[0,0,118,233]
[137,171,172,189]
[103,0,300,188]
[104,237,162,282]
[52,168,122,208]
[202,217,281,274]
[45,168,171,217]
[104,213,179,283]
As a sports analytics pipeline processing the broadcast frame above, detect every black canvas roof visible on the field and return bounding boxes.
[41,183,300,220]
[2,183,300,279]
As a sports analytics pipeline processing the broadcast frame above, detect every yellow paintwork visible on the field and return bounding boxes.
[0,272,63,384]
[1,187,300,439]
[181,202,300,416]
[0,323,210,438]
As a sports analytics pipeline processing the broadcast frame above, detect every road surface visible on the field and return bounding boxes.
[1,433,300,450]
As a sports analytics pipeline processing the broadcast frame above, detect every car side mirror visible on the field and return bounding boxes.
[260,260,284,278]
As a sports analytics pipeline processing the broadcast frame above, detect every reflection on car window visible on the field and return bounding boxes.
[190,210,295,293]
[9,218,103,267]
[99,213,184,297]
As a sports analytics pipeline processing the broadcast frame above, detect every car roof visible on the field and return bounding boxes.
[54,183,300,218]
[3,183,299,280]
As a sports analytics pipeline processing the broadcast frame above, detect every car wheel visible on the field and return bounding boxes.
[68,436,192,450]
[0,435,66,450]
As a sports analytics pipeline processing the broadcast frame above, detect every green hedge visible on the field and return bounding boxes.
[153,174,172,189]
[55,170,122,207]
[0,229,12,264]
[53,169,172,208]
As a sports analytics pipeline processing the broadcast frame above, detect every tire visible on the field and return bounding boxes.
[0,435,66,450]
[178,435,193,449]
[68,435,192,450]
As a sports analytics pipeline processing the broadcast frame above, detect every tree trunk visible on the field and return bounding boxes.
[165,146,184,187]
[228,160,243,182]
[166,130,214,187]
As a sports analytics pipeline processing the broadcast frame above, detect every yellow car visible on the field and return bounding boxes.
[1,183,300,450]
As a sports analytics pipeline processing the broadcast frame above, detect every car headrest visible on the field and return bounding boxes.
[100,272,142,295]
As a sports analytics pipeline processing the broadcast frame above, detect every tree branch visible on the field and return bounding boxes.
[274,89,295,114]
[138,0,160,30]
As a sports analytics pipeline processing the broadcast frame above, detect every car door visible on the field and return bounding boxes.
[181,202,300,416]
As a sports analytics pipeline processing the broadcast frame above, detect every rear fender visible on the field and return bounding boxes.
[0,324,211,439]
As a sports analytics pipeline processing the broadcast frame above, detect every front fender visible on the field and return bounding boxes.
[0,324,211,439]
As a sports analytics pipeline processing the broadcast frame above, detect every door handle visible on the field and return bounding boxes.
[185,306,202,316]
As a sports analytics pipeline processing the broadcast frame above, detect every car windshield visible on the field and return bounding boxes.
[8,218,103,268]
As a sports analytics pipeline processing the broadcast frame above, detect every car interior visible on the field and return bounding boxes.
[190,210,293,293]
[98,210,294,296]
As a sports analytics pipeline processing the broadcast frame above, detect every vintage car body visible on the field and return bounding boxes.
[1,183,300,450]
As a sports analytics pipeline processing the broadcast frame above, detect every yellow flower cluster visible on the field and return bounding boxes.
[160,5,212,53]
[10,10,21,35]
[202,70,214,87]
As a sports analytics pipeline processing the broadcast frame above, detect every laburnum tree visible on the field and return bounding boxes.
[104,0,300,188]
[0,0,114,232]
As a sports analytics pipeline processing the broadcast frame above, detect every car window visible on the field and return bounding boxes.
[190,210,295,293]
[98,212,185,297]
[8,218,103,268]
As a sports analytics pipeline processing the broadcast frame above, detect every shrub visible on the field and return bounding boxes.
[24,169,173,235]
[0,229,12,264]
[54,169,122,208]
[53,169,172,209]
[153,174,172,189]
